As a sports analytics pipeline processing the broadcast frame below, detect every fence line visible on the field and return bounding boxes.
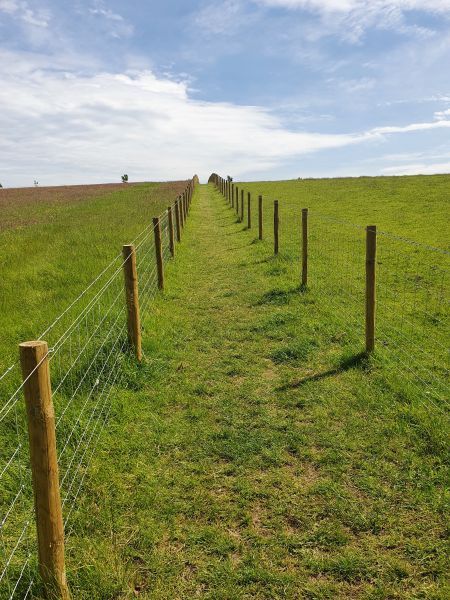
[0,177,197,598]
[211,173,449,433]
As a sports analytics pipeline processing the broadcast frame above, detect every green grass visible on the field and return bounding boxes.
[0,181,186,370]
[240,174,449,247]
[1,178,448,598]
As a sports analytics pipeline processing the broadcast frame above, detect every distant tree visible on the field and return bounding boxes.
[227,175,233,182]
[0,183,3,188]
[121,174,129,183]
[34,180,39,187]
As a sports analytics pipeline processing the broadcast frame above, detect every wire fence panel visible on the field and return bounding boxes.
[0,180,194,598]
[217,174,449,449]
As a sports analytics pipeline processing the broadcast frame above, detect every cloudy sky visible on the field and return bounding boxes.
[1,0,450,186]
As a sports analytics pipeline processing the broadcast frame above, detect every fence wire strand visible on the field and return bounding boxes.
[217,175,449,427]
[0,180,194,598]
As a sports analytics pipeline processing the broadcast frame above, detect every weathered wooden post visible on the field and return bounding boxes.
[240,189,244,222]
[231,183,234,208]
[258,195,263,240]
[153,217,164,290]
[183,192,187,222]
[236,186,239,215]
[365,225,377,353]
[175,199,181,241]
[274,200,279,255]
[20,341,71,600]
[301,208,308,287]
[247,192,251,229]
[180,195,185,229]
[122,244,142,361]
[168,206,175,257]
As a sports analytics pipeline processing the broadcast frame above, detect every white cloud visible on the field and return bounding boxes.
[195,0,245,34]
[371,120,450,134]
[381,161,450,175]
[254,0,450,42]
[1,51,449,186]
[256,1,450,13]
[88,2,133,38]
[0,0,49,27]
[435,107,450,119]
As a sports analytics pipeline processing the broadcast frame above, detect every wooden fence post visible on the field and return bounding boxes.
[235,186,238,215]
[153,217,164,290]
[365,225,377,353]
[168,206,175,257]
[258,195,263,240]
[240,189,244,222]
[19,340,71,600]
[274,200,279,255]
[180,195,185,229]
[247,192,251,229]
[231,184,234,208]
[122,245,142,361]
[175,199,181,241]
[301,208,308,288]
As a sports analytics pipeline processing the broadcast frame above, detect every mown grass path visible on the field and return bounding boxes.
[73,184,447,600]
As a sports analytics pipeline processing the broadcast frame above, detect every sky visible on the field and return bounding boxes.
[1,0,450,186]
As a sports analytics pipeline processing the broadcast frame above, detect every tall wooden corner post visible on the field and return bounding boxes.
[365,225,377,353]
[122,244,142,361]
[19,341,71,600]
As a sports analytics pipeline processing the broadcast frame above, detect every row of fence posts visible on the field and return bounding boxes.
[18,177,197,599]
[211,173,376,355]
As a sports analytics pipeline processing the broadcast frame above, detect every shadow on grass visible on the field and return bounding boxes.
[277,352,370,391]
[256,286,304,306]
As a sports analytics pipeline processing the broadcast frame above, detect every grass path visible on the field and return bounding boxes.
[72,184,447,599]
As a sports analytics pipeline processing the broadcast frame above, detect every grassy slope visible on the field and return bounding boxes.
[61,183,448,599]
[239,175,449,248]
[0,181,186,370]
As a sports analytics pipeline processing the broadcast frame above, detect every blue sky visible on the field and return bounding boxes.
[1,0,450,186]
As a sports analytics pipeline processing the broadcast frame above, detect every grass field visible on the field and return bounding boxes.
[0,181,187,370]
[1,176,448,599]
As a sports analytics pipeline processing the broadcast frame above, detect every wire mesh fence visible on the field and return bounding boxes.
[0,179,195,598]
[213,174,449,440]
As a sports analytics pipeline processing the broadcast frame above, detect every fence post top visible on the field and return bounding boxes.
[367,225,377,232]
[153,216,159,225]
[123,243,134,251]
[19,340,47,350]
